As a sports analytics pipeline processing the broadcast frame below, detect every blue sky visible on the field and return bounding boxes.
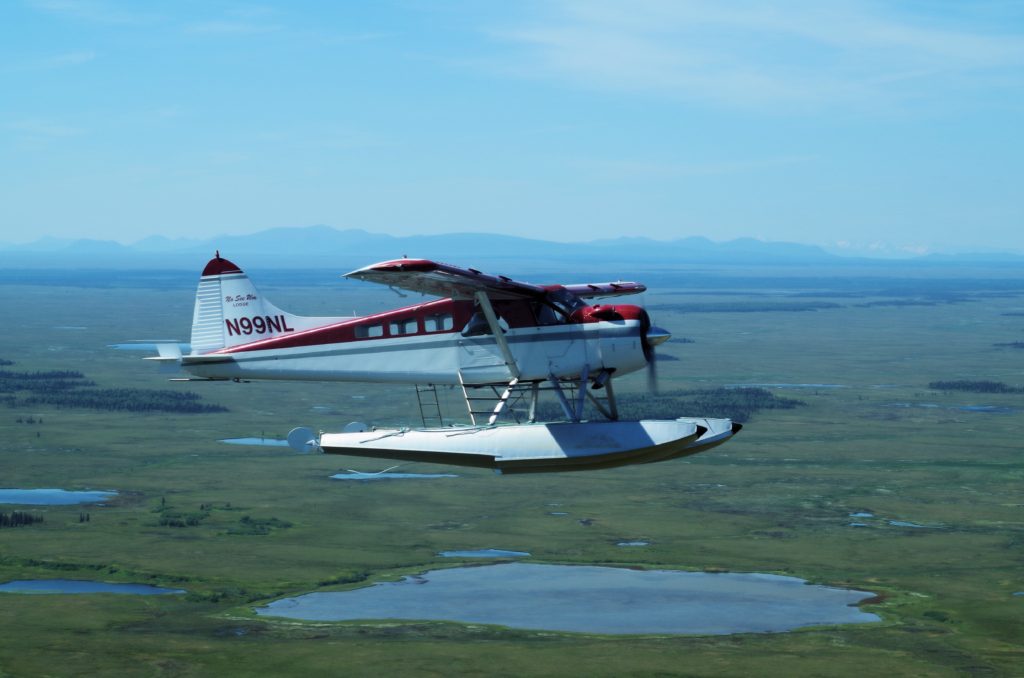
[1,1,1022,255]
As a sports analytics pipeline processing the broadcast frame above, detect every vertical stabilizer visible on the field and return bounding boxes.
[190,253,346,353]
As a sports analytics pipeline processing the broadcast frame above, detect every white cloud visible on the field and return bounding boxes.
[491,0,1024,108]
[27,0,158,24]
[40,50,96,68]
[185,21,282,35]
[6,118,83,137]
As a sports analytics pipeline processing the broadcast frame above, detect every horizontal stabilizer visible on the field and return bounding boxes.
[168,377,230,382]
[181,355,235,364]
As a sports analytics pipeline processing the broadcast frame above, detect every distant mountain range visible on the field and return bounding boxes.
[0,225,1020,270]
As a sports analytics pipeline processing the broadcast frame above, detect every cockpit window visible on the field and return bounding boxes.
[546,288,587,316]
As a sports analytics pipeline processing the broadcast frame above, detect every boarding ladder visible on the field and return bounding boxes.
[458,374,531,426]
[414,384,445,428]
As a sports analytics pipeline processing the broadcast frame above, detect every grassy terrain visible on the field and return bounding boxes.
[0,265,1022,676]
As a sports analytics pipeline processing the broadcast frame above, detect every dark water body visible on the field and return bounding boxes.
[220,437,290,447]
[0,489,117,505]
[256,563,880,635]
[0,579,184,595]
[439,549,530,558]
[330,472,458,481]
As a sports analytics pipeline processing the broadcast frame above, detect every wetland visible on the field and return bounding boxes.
[0,263,1022,676]
[256,563,880,634]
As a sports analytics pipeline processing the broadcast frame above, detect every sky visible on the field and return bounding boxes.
[1,0,1022,255]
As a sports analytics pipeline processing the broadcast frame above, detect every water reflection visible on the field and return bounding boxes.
[0,579,184,595]
[256,563,880,635]
[0,489,116,505]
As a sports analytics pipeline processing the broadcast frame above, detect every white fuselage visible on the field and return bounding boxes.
[182,320,648,385]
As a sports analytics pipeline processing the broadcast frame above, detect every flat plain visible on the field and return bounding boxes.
[0,262,1022,677]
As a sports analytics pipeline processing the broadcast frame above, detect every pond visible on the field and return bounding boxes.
[439,549,529,558]
[889,520,941,529]
[220,438,290,447]
[0,489,117,505]
[256,563,880,635]
[330,472,458,481]
[0,579,184,595]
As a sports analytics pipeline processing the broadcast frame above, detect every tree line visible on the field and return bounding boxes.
[928,380,1023,394]
[0,370,94,393]
[0,511,44,528]
[2,367,227,413]
[23,388,228,413]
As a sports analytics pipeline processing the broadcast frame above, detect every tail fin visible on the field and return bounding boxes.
[191,253,341,353]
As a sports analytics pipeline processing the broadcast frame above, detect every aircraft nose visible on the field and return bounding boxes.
[645,326,671,347]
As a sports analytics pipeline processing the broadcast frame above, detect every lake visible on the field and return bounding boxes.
[0,579,184,595]
[0,489,117,505]
[256,563,880,635]
[438,549,529,558]
[330,472,458,481]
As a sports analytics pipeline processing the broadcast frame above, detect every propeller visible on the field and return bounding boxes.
[639,310,671,395]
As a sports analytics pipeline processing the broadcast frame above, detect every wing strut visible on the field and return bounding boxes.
[473,291,520,380]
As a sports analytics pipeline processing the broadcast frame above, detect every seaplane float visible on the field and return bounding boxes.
[145,254,740,473]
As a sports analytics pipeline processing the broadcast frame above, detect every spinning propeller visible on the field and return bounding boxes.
[639,309,671,394]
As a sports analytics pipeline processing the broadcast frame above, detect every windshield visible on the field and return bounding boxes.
[546,288,587,316]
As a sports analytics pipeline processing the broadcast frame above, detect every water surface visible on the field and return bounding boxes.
[889,520,940,529]
[0,579,184,595]
[256,563,880,635]
[330,472,457,481]
[0,489,116,505]
[220,438,290,447]
[439,549,529,558]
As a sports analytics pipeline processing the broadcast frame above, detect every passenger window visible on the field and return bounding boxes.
[355,323,384,339]
[389,318,418,335]
[424,313,454,332]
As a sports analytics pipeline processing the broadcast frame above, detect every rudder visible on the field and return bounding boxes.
[190,253,322,353]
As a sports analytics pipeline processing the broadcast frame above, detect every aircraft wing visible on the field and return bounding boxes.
[344,259,547,300]
[562,282,647,298]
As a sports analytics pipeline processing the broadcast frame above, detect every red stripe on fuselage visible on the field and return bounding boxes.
[212,298,645,356]
[215,298,471,354]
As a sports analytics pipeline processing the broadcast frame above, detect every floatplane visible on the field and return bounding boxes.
[146,253,740,473]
